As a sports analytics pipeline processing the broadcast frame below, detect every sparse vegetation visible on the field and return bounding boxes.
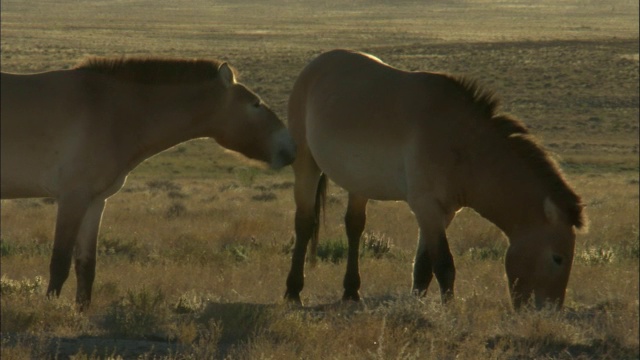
[103,287,171,339]
[1,0,638,358]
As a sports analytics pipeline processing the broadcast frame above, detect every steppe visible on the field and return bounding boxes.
[1,1,638,358]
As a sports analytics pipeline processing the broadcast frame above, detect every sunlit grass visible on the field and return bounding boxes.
[1,169,637,358]
[1,0,638,358]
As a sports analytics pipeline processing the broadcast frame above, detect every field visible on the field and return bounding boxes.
[1,0,638,359]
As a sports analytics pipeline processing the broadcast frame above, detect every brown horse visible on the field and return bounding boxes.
[284,49,586,310]
[1,57,296,309]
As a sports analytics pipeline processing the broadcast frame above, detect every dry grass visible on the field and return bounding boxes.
[1,0,638,358]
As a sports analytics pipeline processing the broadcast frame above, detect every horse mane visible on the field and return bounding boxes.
[73,57,231,84]
[452,75,586,229]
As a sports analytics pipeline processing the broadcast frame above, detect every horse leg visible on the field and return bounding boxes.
[430,232,455,303]
[47,195,91,299]
[410,199,456,303]
[343,194,368,301]
[285,152,323,304]
[73,198,106,310]
[412,235,433,297]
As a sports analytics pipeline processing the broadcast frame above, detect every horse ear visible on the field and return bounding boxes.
[544,197,560,224]
[218,63,235,87]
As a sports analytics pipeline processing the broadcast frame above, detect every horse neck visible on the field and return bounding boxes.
[462,133,548,237]
[114,82,221,171]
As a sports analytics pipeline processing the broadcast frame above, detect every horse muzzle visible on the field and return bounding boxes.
[269,128,296,170]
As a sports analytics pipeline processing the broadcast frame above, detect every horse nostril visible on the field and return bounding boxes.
[552,255,563,265]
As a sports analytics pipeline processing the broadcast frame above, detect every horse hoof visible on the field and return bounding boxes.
[284,292,303,306]
[412,288,427,298]
[342,292,361,302]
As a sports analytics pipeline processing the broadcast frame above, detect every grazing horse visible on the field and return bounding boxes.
[1,57,296,309]
[284,49,586,310]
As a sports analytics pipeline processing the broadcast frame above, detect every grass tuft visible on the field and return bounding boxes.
[103,287,171,339]
[316,237,348,264]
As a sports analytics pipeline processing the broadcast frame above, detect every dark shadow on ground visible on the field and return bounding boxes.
[1,333,184,359]
[485,334,639,359]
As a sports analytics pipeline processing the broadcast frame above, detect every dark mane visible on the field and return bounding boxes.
[74,57,229,84]
[454,77,503,120]
[451,75,586,229]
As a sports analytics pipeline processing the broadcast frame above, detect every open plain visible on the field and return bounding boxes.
[1,1,638,359]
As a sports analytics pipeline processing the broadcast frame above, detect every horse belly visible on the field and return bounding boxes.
[310,140,407,201]
[1,112,87,199]
[0,141,63,199]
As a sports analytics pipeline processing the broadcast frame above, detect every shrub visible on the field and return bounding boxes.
[146,179,181,192]
[223,244,250,262]
[103,287,171,339]
[0,275,44,296]
[576,246,615,265]
[174,291,207,314]
[362,231,393,259]
[165,202,187,218]
[1,294,86,334]
[98,235,146,261]
[251,192,277,202]
[466,246,505,261]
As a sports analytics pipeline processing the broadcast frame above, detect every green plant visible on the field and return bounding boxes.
[224,244,250,262]
[316,237,348,264]
[0,239,16,257]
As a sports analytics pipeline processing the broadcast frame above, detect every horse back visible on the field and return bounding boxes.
[2,70,97,138]
[292,50,474,151]
[288,50,476,202]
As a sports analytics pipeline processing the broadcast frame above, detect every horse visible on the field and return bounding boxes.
[1,56,296,309]
[284,49,586,310]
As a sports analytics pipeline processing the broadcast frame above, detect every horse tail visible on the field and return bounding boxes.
[308,173,327,266]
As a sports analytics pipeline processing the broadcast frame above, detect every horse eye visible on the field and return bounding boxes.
[253,101,261,108]
[552,255,563,265]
